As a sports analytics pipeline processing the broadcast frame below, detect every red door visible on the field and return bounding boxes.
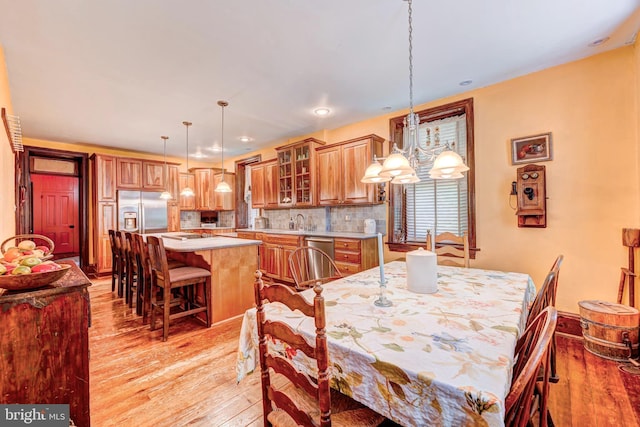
[32,174,79,256]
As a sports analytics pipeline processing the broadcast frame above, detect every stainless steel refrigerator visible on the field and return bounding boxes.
[117,190,168,234]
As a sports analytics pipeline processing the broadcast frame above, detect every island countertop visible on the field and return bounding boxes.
[144,232,261,252]
[235,228,383,240]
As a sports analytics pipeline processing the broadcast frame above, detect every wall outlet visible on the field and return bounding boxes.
[345,215,351,221]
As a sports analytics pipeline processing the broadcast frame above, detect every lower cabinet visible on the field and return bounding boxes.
[334,237,378,276]
[260,234,302,283]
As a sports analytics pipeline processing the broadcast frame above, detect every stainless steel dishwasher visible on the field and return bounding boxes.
[305,237,335,279]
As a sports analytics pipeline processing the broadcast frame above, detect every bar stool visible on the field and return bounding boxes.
[146,236,212,341]
[113,231,127,298]
[108,230,120,293]
[124,232,139,308]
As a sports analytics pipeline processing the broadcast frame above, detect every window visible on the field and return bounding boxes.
[387,98,476,255]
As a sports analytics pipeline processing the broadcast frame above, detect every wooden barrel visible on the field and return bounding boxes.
[578,300,639,361]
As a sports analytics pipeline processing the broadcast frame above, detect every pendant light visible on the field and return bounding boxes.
[360,0,468,184]
[214,100,232,193]
[159,136,173,199]
[180,121,194,197]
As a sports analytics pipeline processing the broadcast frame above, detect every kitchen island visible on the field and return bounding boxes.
[145,233,261,324]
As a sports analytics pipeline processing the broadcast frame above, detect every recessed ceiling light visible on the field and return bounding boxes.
[459,80,473,86]
[382,106,392,111]
[239,136,252,142]
[314,108,330,117]
[589,37,609,47]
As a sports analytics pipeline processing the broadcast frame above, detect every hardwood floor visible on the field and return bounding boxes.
[89,277,640,426]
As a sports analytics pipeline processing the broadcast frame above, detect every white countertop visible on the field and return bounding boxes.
[144,232,261,252]
[235,228,382,240]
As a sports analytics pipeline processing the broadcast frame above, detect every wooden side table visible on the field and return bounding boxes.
[0,261,91,427]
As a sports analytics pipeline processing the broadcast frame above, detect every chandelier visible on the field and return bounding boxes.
[214,100,232,193]
[361,0,468,185]
[159,135,173,199]
[180,121,195,197]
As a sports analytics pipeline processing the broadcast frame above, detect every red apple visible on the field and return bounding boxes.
[31,263,59,273]
[35,245,50,255]
[4,263,17,273]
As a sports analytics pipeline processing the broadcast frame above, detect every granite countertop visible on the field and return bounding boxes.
[144,232,261,252]
[235,228,383,240]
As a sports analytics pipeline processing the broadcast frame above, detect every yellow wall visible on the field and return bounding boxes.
[0,46,15,240]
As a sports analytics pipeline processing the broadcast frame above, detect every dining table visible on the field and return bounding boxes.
[236,261,536,426]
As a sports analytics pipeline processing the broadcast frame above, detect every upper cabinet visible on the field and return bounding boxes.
[179,173,196,210]
[167,165,180,204]
[276,138,325,207]
[92,154,117,202]
[214,172,235,211]
[116,158,177,191]
[189,168,235,211]
[193,168,214,211]
[251,159,278,209]
[316,134,385,206]
[116,158,142,189]
[142,162,165,190]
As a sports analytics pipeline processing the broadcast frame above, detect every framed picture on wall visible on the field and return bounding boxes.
[511,132,552,165]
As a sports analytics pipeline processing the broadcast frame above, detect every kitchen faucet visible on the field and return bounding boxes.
[295,214,305,231]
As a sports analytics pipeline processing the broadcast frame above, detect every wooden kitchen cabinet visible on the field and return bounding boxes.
[167,203,180,232]
[168,165,180,201]
[316,134,385,206]
[214,172,235,211]
[260,233,302,282]
[334,237,378,276]
[90,154,117,275]
[251,159,278,209]
[194,168,214,210]
[179,173,196,210]
[116,158,142,188]
[142,161,165,190]
[0,262,91,427]
[276,138,325,207]
[92,154,117,202]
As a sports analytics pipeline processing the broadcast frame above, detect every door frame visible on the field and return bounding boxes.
[17,147,89,271]
[234,154,262,229]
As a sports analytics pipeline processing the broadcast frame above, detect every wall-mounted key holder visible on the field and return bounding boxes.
[515,164,546,228]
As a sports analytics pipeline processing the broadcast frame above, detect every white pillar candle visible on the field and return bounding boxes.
[377,232,386,283]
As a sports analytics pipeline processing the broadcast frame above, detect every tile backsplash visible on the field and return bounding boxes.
[261,204,386,233]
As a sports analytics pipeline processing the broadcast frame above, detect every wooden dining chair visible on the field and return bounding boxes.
[288,246,343,291]
[528,254,563,383]
[254,270,385,427]
[130,233,147,317]
[505,306,557,427]
[146,236,212,342]
[434,232,470,268]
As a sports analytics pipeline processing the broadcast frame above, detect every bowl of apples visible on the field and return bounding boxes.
[0,235,70,291]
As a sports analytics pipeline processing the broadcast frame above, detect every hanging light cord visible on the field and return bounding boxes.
[217,100,229,181]
[408,0,414,117]
[162,135,169,188]
[183,121,191,171]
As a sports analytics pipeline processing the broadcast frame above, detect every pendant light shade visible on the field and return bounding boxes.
[180,121,194,197]
[159,135,173,199]
[215,100,232,193]
[361,159,392,183]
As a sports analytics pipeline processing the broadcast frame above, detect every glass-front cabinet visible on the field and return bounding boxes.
[276,138,325,207]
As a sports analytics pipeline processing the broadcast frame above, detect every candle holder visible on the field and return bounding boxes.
[374,279,393,307]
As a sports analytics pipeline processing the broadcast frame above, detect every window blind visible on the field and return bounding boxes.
[394,114,468,243]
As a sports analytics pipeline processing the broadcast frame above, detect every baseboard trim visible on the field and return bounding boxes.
[557,311,582,337]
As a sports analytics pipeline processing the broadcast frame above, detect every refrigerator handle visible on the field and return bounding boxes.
[139,202,145,234]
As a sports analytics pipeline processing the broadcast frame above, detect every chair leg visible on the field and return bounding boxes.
[136,269,144,316]
[549,335,559,383]
[111,255,117,292]
[149,281,157,331]
[204,278,211,327]
[163,285,171,342]
[117,259,125,298]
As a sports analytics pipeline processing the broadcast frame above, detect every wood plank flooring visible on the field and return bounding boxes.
[88,277,640,426]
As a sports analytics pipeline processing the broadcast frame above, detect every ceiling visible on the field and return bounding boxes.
[1,0,639,160]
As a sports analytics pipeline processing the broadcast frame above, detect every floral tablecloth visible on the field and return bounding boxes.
[236,261,536,426]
